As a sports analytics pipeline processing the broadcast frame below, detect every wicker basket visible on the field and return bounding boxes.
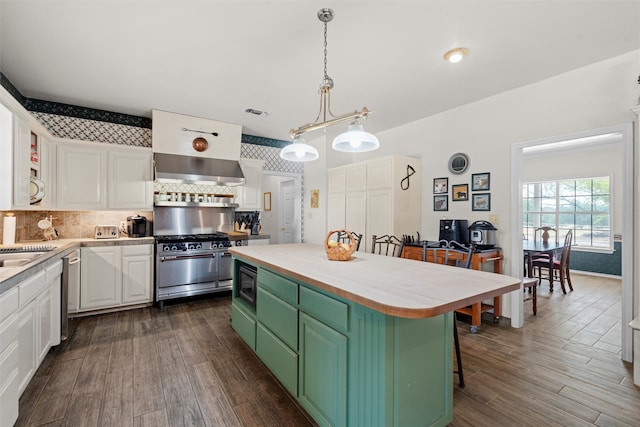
[324,229,356,261]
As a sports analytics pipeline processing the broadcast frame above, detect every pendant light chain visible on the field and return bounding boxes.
[323,20,332,87]
[284,7,378,160]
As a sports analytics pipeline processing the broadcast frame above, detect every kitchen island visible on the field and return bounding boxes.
[230,244,520,427]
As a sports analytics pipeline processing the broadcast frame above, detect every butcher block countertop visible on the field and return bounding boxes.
[230,243,521,319]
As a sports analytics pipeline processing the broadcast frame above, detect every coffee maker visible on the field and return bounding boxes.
[126,215,148,237]
[439,219,469,244]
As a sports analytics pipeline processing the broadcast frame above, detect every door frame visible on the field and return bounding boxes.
[261,171,302,244]
[510,123,633,362]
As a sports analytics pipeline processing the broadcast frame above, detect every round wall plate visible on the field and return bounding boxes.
[448,153,470,174]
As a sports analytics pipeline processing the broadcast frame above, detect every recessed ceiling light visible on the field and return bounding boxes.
[443,47,469,63]
[245,108,270,117]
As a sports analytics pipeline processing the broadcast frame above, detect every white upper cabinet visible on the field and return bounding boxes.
[2,109,56,210]
[57,141,152,210]
[12,116,31,208]
[57,143,108,210]
[237,158,264,210]
[108,149,152,209]
[327,155,422,252]
[345,163,366,192]
[328,167,346,194]
[152,109,242,160]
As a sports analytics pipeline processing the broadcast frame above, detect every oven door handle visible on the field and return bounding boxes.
[160,254,215,262]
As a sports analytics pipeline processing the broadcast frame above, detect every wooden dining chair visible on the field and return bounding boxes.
[337,231,363,251]
[534,226,558,245]
[532,230,574,293]
[531,226,559,267]
[371,234,403,257]
[421,241,473,388]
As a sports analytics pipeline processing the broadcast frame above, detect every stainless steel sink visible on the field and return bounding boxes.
[0,252,45,268]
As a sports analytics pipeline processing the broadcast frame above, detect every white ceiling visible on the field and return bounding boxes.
[1,1,639,143]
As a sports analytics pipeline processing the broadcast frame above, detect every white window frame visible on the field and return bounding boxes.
[522,175,613,253]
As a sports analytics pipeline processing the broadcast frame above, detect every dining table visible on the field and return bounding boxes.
[523,239,564,291]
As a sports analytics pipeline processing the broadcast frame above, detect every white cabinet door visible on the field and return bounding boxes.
[38,138,56,209]
[122,245,152,304]
[36,287,53,364]
[238,159,264,210]
[327,193,346,231]
[80,246,122,310]
[108,149,152,209]
[57,144,107,209]
[16,300,36,395]
[345,164,366,192]
[12,115,30,207]
[366,157,393,190]
[366,189,393,248]
[327,167,346,194]
[345,192,366,249]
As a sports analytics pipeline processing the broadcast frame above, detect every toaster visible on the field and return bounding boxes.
[94,225,119,239]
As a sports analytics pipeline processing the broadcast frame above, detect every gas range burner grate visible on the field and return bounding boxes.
[154,233,230,243]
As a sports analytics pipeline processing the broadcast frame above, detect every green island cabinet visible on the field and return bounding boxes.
[231,260,453,427]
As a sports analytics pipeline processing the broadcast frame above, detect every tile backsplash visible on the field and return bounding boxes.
[0,210,152,242]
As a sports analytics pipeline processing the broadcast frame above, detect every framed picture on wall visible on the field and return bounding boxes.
[433,177,448,194]
[451,184,469,201]
[434,195,448,211]
[472,172,490,191]
[263,192,272,211]
[310,189,319,208]
[472,193,491,211]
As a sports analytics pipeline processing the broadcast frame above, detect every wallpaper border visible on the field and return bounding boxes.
[1,72,288,148]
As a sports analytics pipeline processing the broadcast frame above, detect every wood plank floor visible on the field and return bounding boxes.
[15,273,640,426]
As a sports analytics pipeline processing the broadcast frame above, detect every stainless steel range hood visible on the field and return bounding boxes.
[154,153,245,186]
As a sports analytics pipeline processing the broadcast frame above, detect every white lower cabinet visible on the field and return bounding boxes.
[16,299,36,395]
[80,244,153,311]
[122,245,153,304]
[0,287,20,427]
[80,246,122,310]
[16,260,62,397]
[0,261,61,425]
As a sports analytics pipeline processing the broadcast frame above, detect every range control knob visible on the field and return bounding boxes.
[196,243,202,249]
[171,245,178,251]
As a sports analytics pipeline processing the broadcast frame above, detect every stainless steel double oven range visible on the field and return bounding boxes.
[153,206,236,306]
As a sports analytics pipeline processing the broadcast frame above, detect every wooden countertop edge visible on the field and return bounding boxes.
[233,251,521,319]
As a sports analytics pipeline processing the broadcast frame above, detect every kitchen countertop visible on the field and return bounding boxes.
[248,234,270,240]
[230,243,520,319]
[0,237,154,295]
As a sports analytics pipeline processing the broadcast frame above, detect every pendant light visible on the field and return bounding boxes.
[332,120,380,152]
[279,136,319,162]
[281,8,378,162]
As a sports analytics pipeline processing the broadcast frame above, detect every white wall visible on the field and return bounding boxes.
[302,135,328,244]
[260,174,284,243]
[304,50,640,318]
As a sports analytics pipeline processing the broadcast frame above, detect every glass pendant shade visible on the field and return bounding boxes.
[332,123,380,152]
[279,137,319,162]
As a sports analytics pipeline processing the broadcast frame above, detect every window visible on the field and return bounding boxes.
[522,177,611,250]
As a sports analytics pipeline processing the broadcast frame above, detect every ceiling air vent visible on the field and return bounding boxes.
[244,108,269,117]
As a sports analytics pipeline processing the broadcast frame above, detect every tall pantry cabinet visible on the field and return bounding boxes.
[327,155,421,252]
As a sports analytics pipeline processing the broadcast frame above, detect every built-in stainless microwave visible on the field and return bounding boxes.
[236,262,257,309]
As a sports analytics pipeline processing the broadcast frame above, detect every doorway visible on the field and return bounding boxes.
[260,172,302,244]
[510,123,633,362]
